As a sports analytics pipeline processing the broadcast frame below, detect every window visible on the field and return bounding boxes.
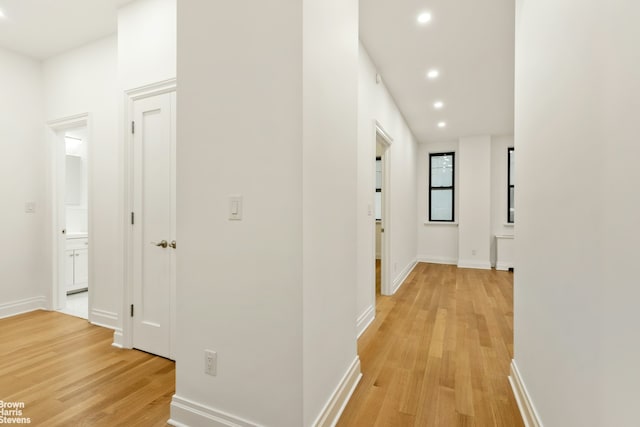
[429,152,455,222]
[375,156,382,220]
[508,147,515,223]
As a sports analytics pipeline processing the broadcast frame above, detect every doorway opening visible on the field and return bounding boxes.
[374,123,392,298]
[375,152,383,296]
[48,114,91,320]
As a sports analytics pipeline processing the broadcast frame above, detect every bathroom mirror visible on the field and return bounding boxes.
[65,155,82,205]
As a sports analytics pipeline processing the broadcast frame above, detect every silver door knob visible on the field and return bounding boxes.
[152,240,168,248]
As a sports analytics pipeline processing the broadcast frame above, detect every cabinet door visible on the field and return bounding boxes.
[74,248,89,286]
[65,250,75,290]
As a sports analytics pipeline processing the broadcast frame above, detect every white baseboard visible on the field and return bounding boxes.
[356,305,375,338]
[391,260,418,294]
[112,329,123,348]
[90,308,118,330]
[457,260,492,270]
[312,356,362,427]
[0,296,47,319]
[416,256,458,265]
[496,262,513,271]
[509,360,543,427]
[169,395,261,427]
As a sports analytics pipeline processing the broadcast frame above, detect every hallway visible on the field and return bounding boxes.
[338,263,523,426]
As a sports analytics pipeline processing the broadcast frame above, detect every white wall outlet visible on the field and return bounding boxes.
[204,350,217,376]
[472,249,477,256]
[25,202,36,214]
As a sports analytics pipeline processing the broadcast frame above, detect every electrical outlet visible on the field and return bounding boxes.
[204,350,217,376]
[472,249,477,256]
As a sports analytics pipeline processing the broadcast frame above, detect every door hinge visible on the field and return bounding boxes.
[131,121,135,134]
[131,212,135,225]
[130,304,134,317]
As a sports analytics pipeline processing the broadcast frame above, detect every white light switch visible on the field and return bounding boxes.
[229,196,243,220]
[25,202,36,214]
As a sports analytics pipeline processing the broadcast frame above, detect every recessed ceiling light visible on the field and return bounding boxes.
[417,12,432,24]
[427,69,440,79]
[438,122,447,128]
[434,101,444,109]
[0,9,5,18]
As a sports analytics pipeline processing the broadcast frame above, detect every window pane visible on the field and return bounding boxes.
[431,154,453,169]
[431,154,453,187]
[431,165,453,187]
[509,186,515,223]
[375,191,382,220]
[430,189,453,221]
[509,149,515,185]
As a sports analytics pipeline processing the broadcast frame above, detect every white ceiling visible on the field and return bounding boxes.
[0,0,133,59]
[1,0,513,142]
[360,0,515,143]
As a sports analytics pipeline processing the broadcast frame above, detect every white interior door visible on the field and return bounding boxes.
[55,130,67,310]
[132,91,176,359]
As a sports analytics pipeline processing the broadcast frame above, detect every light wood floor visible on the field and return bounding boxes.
[1,263,520,426]
[0,310,174,426]
[338,262,523,427]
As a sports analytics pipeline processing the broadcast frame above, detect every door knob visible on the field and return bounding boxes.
[152,240,168,248]
[169,240,177,249]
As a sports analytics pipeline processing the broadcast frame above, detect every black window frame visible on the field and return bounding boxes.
[375,156,382,221]
[507,147,514,223]
[428,152,455,222]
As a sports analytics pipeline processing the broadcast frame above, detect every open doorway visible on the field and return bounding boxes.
[374,124,392,297]
[375,150,383,295]
[48,115,91,320]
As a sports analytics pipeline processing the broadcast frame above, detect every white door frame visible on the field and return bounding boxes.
[122,78,177,351]
[374,121,393,296]
[47,113,93,314]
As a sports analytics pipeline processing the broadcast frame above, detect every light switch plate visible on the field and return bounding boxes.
[25,202,36,214]
[229,195,243,220]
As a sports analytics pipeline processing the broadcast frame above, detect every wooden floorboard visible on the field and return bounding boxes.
[1,263,521,426]
[338,263,523,427]
[0,311,173,426]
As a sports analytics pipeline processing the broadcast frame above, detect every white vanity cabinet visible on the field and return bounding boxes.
[66,236,88,293]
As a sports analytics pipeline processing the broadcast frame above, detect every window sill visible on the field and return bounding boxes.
[424,221,458,226]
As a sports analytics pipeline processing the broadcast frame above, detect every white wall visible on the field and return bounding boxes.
[118,0,176,91]
[175,1,358,425]
[458,136,492,269]
[356,44,419,334]
[0,47,47,316]
[302,1,359,424]
[417,141,459,264]
[417,136,514,267]
[175,2,304,426]
[43,35,120,327]
[600,3,640,425]
[512,0,640,425]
